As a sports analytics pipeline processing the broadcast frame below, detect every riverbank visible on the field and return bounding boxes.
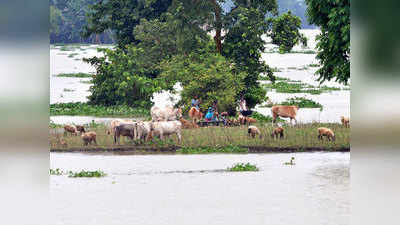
[50,123,350,153]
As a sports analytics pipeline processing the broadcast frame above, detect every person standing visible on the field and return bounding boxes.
[191,96,201,110]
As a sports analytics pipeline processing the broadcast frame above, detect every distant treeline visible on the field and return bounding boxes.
[50,0,114,44]
[50,0,315,44]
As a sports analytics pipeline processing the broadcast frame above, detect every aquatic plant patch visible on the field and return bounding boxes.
[280,97,323,110]
[63,88,75,92]
[227,163,259,172]
[50,168,63,175]
[54,73,93,78]
[68,170,106,178]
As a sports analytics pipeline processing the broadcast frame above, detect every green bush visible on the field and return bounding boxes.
[270,11,307,53]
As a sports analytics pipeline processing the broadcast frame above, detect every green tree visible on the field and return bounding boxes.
[160,52,245,114]
[222,0,278,108]
[50,5,62,34]
[83,46,162,108]
[305,0,350,84]
[270,10,307,53]
[83,0,172,48]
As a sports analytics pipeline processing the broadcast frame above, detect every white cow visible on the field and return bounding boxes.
[107,119,135,135]
[150,105,182,122]
[135,121,152,142]
[149,121,182,143]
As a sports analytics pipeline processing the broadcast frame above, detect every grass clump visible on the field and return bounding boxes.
[50,102,150,117]
[68,170,106,178]
[178,145,248,154]
[50,168,63,175]
[227,163,259,172]
[54,73,93,78]
[281,97,323,110]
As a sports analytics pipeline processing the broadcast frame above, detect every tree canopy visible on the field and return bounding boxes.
[305,0,350,84]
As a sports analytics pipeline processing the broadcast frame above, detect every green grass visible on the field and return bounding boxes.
[68,170,106,178]
[63,88,75,92]
[262,80,347,95]
[54,73,93,78]
[68,53,79,58]
[280,97,323,110]
[79,80,93,84]
[50,122,350,151]
[227,163,259,172]
[50,102,150,117]
[308,63,320,67]
[50,168,63,175]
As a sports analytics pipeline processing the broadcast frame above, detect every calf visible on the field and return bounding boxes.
[318,127,335,141]
[271,127,284,139]
[248,125,262,139]
[188,107,204,124]
[245,117,257,125]
[271,105,299,125]
[82,131,97,146]
[180,118,199,129]
[64,125,77,136]
[114,123,136,144]
[341,116,350,127]
[149,121,182,143]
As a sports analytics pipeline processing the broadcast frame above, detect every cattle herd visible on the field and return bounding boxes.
[61,105,350,146]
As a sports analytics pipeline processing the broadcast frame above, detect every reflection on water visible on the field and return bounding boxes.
[51,152,349,225]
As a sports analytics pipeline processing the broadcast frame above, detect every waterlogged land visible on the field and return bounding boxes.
[50,123,349,152]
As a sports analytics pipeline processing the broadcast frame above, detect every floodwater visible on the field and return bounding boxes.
[51,151,349,225]
[50,29,349,125]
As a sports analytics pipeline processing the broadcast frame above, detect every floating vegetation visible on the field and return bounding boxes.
[308,63,320,67]
[50,168,63,175]
[63,88,75,92]
[68,170,107,178]
[283,157,296,165]
[227,163,259,172]
[54,73,93,78]
[262,80,346,95]
[68,53,79,58]
[50,102,150,117]
[79,80,93,84]
[281,97,323,110]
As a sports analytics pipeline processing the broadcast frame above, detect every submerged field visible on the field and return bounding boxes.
[50,122,349,152]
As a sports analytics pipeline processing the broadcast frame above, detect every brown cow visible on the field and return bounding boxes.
[81,131,97,146]
[64,125,77,136]
[179,118,199,129]
[318,127,335,141]
[76,125,85,134]
[188,107,203,124]
[341,116,350,127]
[271,105,299,125]
[245,117,257,125]
[271,127,284,139]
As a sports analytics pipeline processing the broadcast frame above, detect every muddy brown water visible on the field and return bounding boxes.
[51,151,349,225]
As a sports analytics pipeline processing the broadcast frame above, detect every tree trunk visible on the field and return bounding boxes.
[212,0,222,54]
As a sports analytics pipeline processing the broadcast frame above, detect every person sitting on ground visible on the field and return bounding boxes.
[205,107,217,122]
[191,96,201,110]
